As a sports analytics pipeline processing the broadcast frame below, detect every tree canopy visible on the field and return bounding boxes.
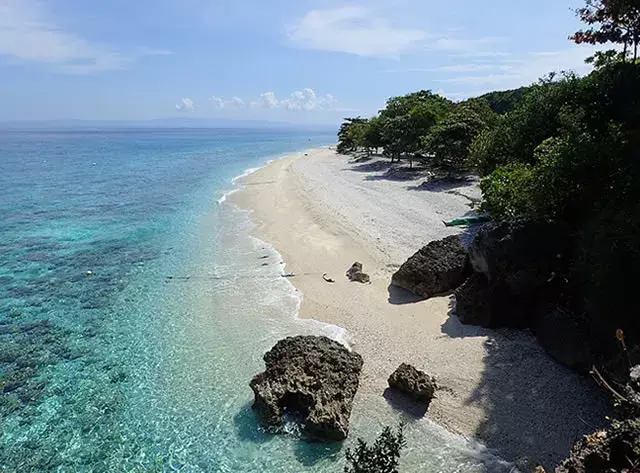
[344,424,406,473]
[336,90,496,171]
[570,0,640,60]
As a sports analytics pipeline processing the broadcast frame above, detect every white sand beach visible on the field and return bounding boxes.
[230,147,608,469]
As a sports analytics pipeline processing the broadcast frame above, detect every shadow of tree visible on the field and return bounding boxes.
[442,303,610,469]
[406,176,476,192]
[343,158,434,182]
[363,166,432,182]
[345,160,394,174]
[387,284,426,305]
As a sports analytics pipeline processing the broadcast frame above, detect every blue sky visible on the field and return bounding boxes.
[0,0,602,124]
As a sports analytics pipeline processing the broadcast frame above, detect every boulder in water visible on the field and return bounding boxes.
[250,335,363,441]
[391,235,470,299]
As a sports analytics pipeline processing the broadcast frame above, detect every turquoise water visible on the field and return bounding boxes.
[0,128,512,472]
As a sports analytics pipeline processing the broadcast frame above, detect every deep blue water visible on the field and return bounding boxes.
[0,128,511,473]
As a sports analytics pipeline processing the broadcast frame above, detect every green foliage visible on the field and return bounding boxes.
[479,163,535,220]
[571,0,640,60]
[337,117,368,155]
[379,90,452,122]
[477,61,640,357]
[423,102,495,171]
[478,87,531,114]
[478,63,640,221]
[344,424,406,473]
[470,76,583,176]
[378,90,454,164]
[363,116,384,152]
[586,48,631,69]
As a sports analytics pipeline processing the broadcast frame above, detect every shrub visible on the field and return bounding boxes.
[344,424,406,473]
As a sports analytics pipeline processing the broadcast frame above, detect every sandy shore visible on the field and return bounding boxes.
[229,147,608,469]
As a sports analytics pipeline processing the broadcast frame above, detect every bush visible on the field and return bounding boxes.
[476,62,640,361]
[344,424,406,473]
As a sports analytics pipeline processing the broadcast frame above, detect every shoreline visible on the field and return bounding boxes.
[228,147,608,469]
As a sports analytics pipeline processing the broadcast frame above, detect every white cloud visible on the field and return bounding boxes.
[176,98,196,112]
[0,0,169,74]
[288,7,426,57]
[229,96,246,107]
[434,46,600,89]
[437,64,513,72]
[207,88,339,112]
[257,92,280,109]
[210,96,225,108]
[259,88,338,111]
[209,96,248,109]
[382,64,514,73]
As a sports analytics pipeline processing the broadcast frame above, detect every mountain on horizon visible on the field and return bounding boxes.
[0,117,337,131]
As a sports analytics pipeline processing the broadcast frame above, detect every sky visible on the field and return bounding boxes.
[0,0,604,124]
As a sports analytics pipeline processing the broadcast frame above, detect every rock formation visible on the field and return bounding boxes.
[387,363,437,405]
[391,235,470,299]
[250,335,363,441]
[346,262,371,283]
[556,365,640,473]
[455,221,568,329]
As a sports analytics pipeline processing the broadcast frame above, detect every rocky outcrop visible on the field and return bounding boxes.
[454,221,569,329]
[469,221,568,297]
[387,363,437,405]
[454,273,494,326]
[250,335,363,441]
[346,262,370,283]
[555,418,640,473]
[391,235,470,299]
[556,365,640,473]
[535,309,594,373]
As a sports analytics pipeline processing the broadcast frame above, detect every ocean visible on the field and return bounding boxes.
[0,128,512,472]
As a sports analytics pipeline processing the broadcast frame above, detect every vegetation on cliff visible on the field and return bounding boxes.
[337,0,640,470]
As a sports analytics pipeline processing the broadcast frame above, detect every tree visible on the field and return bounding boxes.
[337,117,368,154]
[379,90,452,122]
[477,62,640,361]
[570,0,640,61]
[423,102,496,172]
[378,91,453,167]
[381,116,412,163]
[344,424,406,473]
[362,116,384,155]
[479,87,531,114]
[585,48,631,68]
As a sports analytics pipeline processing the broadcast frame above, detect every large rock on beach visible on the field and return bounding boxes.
[454,273,494,327]
[250,335,363,441]
[387,363,437,405]
[346,262,370,283]
[391,235,470,299]
[469,221,568,297]
[454,221,569,329]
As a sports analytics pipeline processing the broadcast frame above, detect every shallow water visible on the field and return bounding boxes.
[0,128,513,472]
